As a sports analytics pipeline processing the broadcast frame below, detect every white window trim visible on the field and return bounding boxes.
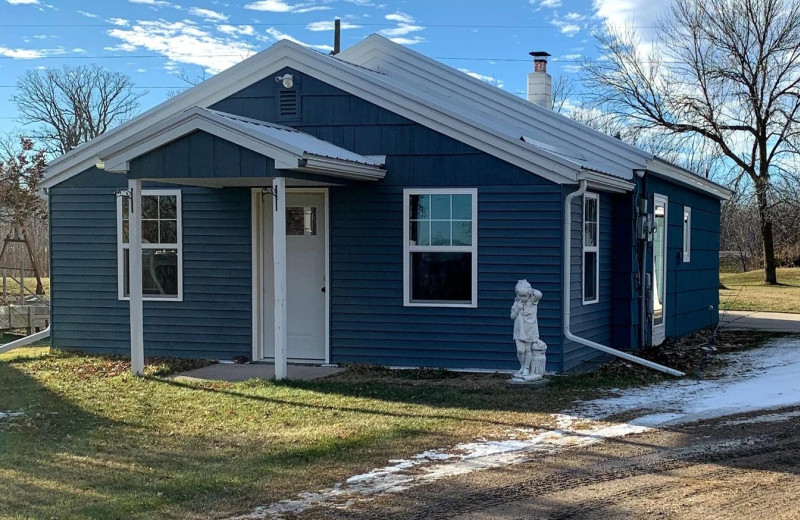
[682,206,692,263]
[582,192,600,305]
[117,189,183,302]
[403,188,478,308]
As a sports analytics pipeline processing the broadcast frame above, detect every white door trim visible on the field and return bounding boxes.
[251,185,330,364]
[652,193,668,346]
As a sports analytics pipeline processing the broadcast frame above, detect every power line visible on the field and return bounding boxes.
[0,22,656,29]
[0,53,587,62]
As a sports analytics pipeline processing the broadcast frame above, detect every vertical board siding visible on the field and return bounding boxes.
[645,175,721,341]
[50,169,252,359]
[564,191,615,372]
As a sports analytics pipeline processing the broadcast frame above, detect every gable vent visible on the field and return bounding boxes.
[278,89,299,119]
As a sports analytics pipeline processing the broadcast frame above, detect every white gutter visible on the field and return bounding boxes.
[563,179,685,377]
[0,327,50,355]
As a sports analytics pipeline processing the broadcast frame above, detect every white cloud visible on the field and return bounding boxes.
[104,43,138,52]
[293,5,332,13]
[592,0,664,36]
[129,0,175,6]
[0,45,65,58]
[217,24,256,36]
[107,20,256,74]
[534,0,561,8]
[385,36,424,45]
[380,24,424,37]
[458,68,504,88]
[245,0,293,12]
[107,18,130,26]
[264,27,333,51]
[385,12,413,24]
[77,10,98,18]
[6,0,39,4]
[188,7,228,22]
[306,20,361,31]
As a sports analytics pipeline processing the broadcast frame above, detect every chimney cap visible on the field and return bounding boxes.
[529,51,551,59]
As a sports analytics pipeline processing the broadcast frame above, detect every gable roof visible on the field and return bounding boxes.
[99,107,385,181]
[42,36,731,199]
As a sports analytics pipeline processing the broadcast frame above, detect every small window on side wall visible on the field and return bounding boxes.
[117,190,183,301]
[683,206,692,262]
[583,193,599,304]
[403,189,478,307]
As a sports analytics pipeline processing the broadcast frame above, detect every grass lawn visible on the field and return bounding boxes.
[0,276,50,299]
[720,267,800,313]
[0,347,666,520]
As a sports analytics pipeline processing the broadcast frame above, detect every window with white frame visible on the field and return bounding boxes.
[683,206,692,262]
[117,190,182,300]
[582,192,599,304]
[404,189,478,307]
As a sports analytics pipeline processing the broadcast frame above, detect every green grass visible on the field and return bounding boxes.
[0,347,652,520]
[720,267,800,313]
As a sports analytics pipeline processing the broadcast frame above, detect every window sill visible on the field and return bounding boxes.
[404,301,477,308]
[582,299,599,306]
[119,296,183,302]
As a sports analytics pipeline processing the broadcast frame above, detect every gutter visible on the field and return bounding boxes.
[0,327,50,355]
[562,179,684,377]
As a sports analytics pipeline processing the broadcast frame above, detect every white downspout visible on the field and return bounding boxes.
[563,179,684,377]
[0,327,50,355]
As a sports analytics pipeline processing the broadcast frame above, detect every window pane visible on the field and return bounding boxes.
[452,221,472,246]
[286,207,316,236]
[142,196,158,219]
[159,195,177,219]
[142,220,158,243]
[160,220,178,243]
[585,197,597,223]
[409,195,430,220]
[430,220,451,246]
[124,248,179,297]
[452,194,472,220]
[409,220,430,246]
[430,194,451,219]
[411,252,472,303]
[584,251,598,301]
[122,196,130,217]
[584,222,597,247]
[122,220,129,244]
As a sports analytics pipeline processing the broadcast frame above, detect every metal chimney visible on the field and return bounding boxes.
[527,51,552,109]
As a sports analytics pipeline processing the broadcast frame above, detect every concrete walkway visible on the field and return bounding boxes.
[720,310,800,333]
[173,362,344,382]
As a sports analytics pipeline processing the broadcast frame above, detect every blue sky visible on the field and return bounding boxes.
[0,0,664,137]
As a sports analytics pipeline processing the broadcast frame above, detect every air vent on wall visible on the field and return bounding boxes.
[278,89,300,120]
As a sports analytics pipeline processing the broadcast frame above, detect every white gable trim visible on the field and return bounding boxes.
[43,40,582,189]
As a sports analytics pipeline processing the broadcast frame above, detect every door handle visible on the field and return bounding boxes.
[321,287,326,293]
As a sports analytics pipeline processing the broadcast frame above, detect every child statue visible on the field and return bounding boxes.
[510,279,547,381]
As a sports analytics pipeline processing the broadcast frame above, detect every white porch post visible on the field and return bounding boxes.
[128,179,145,376]
[272,177,288,380]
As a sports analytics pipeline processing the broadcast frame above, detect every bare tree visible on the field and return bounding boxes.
[582,0,800,285]
[13,65,146,156]
[551,74,577,114]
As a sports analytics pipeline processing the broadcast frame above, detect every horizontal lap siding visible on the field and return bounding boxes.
[565,191,614,372]
[646,176,721,339]
[50,170,252,359]
[330,182,564,371]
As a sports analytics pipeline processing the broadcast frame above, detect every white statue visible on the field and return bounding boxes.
[510,279,547,382]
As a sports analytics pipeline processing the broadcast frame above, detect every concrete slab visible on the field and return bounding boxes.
[720,310,800,333]
[172,363,344,382]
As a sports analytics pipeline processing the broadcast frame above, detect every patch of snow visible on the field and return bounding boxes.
[228,338,800,519]
[721,409,800,426]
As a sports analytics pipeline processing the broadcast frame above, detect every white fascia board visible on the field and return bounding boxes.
[647,158,733,200]
[44,40,580,189]
[299,156,386,180]
[584,170,635,193]
[102,111,302,173]
[339,36,652,174]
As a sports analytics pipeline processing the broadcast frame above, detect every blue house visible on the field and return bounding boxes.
[41,36,731,377]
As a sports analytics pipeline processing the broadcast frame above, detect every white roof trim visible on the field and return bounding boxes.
[99,107,386,181]
[583,171,635,193]
[43,39,582,189]
[648,158,733,200]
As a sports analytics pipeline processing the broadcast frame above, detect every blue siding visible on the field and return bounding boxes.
[212,68,566,371]
[644,175,721,339]
[564,190,614,372]
[49,169,252,359]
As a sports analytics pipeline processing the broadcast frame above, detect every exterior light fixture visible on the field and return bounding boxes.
[276,74,294,88]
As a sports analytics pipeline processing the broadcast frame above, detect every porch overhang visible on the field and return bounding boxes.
[97,106,387,182]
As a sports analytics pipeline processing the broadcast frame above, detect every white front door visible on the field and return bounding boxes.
[651,194,668,346]
[255,189,327,363]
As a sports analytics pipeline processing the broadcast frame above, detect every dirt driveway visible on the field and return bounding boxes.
[312,406,800,519]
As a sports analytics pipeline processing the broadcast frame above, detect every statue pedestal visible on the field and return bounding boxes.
[507,376,550,387]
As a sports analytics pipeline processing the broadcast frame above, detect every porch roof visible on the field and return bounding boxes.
[98,107,387,182]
